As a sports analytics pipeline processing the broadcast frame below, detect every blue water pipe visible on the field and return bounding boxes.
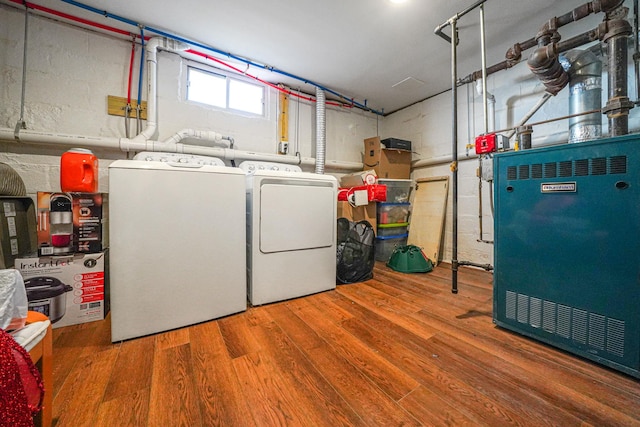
[136,26,144,106]
[59,0,383,115]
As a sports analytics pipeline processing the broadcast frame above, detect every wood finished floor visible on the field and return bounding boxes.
[50,263,640,426]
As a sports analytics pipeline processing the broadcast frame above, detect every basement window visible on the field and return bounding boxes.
[187,67,264,115]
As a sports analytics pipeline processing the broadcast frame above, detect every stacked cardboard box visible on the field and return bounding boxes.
[338,137,413,232]
[15,192,109,328]
[336,137,413,263]
[15,252,109,328]
[363,136,411,179]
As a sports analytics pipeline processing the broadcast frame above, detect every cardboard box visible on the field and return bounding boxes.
[337,201,377,232]
[15,251,109,328]
[0,197,37,268]
[340,170,378,188]
[36,192,108,256]
[363,137,411,179]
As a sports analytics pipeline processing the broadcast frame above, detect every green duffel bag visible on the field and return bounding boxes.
[387,245,433,273]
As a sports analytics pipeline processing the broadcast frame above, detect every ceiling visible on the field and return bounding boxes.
[8,0,604,114]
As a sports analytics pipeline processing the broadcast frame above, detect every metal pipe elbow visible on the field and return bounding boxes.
[527,44,569,95]
[593,0,625,14]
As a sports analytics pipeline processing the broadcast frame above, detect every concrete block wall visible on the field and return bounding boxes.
[3,2,640,269]
[382,40,640,266]
[0,5,378,201]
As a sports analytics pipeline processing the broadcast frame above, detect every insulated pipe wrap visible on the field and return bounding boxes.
[315,87,326,174]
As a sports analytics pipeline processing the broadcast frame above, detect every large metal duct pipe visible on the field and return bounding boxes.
[315,87,326,174]
[562,49,602,143]
[601,19,634,136]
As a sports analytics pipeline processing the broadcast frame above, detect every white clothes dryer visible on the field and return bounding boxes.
[240,161,337,305]
[109,153,246,342]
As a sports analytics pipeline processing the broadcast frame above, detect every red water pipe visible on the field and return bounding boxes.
[186,49,351,108]
[126,39,135,104]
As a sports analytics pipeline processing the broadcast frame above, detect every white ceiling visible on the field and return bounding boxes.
[9,0,605,114]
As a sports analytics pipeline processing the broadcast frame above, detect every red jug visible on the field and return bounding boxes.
[60,148,98,192]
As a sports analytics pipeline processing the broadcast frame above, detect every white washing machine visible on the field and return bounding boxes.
[240,161,337,305]
[109,152,246,342]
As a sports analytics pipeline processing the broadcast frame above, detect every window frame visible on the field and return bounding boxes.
[186,65,266,117]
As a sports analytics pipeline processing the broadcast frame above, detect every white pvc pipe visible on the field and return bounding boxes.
[476,79,495,132]
[133,37,190,142]
[506,92,553,139]
[1,127,363,171]
[412,153,479,169]
[0,128,120,149]
[163,129,224,145]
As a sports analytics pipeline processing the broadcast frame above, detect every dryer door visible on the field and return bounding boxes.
[260,183,334,253]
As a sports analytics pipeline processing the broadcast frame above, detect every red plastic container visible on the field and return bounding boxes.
[60,148,98,192]
[337,184,387,203]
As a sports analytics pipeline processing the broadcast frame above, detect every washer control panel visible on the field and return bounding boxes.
[238,161,302,174]
[133,152,225,167]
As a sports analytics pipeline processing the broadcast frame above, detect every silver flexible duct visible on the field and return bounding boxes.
[561,49,602,143]
[314,87,326,174]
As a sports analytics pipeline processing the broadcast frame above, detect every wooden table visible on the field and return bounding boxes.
[25,311,53,427]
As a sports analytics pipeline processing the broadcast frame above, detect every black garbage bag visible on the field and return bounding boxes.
[336,218,375,284]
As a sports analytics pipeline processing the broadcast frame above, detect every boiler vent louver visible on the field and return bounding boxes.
[505,290,626,358]
[506,155,627,180]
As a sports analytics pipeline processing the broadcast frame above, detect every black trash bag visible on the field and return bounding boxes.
[336,218,375,284]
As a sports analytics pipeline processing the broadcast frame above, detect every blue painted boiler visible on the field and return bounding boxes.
[493,134,640,378]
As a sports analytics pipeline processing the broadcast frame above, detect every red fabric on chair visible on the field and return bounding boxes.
[0,328,44,427]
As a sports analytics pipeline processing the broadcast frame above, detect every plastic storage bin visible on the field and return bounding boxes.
[377,202,410,224]
[378,179,413,203]
[377,222,409,237]
[374,233,408,262]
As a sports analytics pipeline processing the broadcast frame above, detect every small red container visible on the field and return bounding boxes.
[60,148,98,192]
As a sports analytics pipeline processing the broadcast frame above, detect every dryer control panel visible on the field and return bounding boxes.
[238,161,302,174]
[133,152,225,167]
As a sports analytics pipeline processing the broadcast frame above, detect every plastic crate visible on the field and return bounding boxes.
[377,222,409,237]
[378,179,413,203]
[374,233,408,262]
[377,202,410,224]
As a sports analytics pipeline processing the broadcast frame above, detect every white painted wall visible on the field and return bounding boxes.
[2,3,639,270]
[0,5,378,200]
[382,33,640,267]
